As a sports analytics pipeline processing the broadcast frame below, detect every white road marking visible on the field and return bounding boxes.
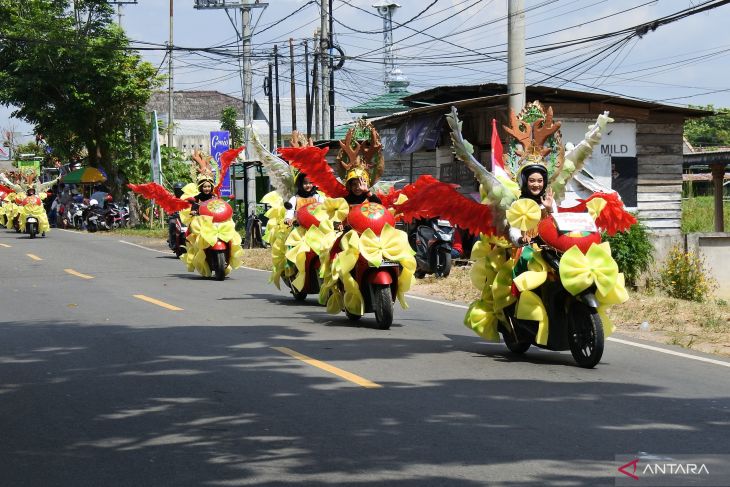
[403,294,730,368]
[118,240,170,254]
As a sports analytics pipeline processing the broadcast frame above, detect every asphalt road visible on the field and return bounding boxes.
[1,228,729,487]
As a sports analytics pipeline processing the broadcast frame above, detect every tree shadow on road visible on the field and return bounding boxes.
[0,319,727,486]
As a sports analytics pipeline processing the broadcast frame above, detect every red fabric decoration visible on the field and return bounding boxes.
[215,146,245,196]
[559,192,636,236]
[395,175,497,236]
[127,183,190,213]
[0,184,12,195]
[279,146,347,198]
[537,217,601,254]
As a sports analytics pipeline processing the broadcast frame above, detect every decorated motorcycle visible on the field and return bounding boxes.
[266,121,416,328]
[251,129,348,301]
[129,147,245,280]
[395,103,635,367]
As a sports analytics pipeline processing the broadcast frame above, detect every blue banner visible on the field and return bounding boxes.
[210,131,231,197]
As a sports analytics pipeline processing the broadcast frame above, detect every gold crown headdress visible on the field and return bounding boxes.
[191,150,216,187]
[503,101,564,182]
[337,119,383,188]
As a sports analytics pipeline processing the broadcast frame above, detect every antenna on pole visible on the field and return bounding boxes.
[373,1,400,90]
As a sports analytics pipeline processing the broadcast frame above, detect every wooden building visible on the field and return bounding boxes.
[368,84,710,251]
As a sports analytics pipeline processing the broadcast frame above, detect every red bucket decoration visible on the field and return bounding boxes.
[538,217,601,254]
[347,202,395,236]
[296,202,323,229]
[199,199,233,223]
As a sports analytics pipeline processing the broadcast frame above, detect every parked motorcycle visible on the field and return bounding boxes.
[168,212,188,257]
[411,218,454,278]
[499,215,606,368]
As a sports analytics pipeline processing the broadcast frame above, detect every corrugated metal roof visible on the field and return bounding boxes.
[401,83,711,117]
[349,90,412,113]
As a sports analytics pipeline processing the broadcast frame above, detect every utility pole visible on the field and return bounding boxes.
[107,1,138,28]
[320,0,329,139]
[313,30,320,140]
[265,62,274,151]
[194,0,268,144]
[168,0,174,150]
[289,38,297,133]
[507,0,526,113]
[274,45,282,148]
[373,1,400,90]
[304,40,311,139]
[327,0,335,139]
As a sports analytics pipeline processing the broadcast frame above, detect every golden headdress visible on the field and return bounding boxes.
[503,101,564,184]
[191,150,216,189]
[337,119,383,188]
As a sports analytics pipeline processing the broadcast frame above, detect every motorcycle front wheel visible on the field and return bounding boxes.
[372,284,393,330]
[28,223,36,239]
[568,301,604,368]
[434,250,452,278]
[213,251,226,281]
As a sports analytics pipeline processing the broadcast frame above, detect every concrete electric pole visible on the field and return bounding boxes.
[106,1,138,28]
[507,0,526,114]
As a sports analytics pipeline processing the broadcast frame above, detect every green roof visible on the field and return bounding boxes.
[349,89,412,114]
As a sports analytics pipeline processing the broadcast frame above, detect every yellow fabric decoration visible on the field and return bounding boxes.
[559,243,618,297]
[19,204,50,234]
[596,272,629,305]
[513,270,547,293]
[506,198,542,232]
[597,306,615,337]
[261,190,283,207]
[464,299,499,342]
[516,290,549,346]
[491,260,516,314]
[586,197,607,220]
[285,226,311,291]
[322,197,349,222]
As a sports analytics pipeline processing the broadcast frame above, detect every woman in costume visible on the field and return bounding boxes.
[250,130,347,299]
[395,102,635,367]
[258,121,416,328]
[129,148,245,280]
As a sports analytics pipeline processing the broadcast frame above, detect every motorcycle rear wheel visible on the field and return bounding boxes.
[28,224,36,239]
[372,284,393,330]
[568,301,604,368]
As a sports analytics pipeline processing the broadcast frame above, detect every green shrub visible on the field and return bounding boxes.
[604,221,654,287]
[659,244,716,302]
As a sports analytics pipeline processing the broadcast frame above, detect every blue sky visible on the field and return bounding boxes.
[4,0,730,139]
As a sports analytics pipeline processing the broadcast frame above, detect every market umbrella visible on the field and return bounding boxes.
[61,167,107,184]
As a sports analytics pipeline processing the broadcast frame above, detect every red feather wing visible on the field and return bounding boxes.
[0,184,12,195]
[279,146,347,198]
[215,146,245,196]
[127,183,190,213]
[395,176,496,236]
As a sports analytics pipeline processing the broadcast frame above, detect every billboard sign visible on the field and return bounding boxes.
[210,130,231,197]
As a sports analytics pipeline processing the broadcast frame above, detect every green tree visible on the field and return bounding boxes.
[684,104,730,148]
[220,106,244,148]
[0,0,163,194]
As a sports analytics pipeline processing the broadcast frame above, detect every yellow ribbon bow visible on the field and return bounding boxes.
[321,197,349,222]
[358,224,416,308]
[506,198,542,232]
[559,242,618,297]
[190,215,239,249]
[516,290,550,345]
[464,298,499,342]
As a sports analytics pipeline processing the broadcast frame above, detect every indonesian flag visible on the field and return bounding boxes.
[491,118,510,180]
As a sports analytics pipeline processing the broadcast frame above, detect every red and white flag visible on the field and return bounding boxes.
[491,118,509,180]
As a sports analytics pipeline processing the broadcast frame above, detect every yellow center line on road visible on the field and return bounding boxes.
[133,294,184,311]
[272,346,382,389]
[0,243,11,248]
[26,253,43,261]
[64,269,94,280]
